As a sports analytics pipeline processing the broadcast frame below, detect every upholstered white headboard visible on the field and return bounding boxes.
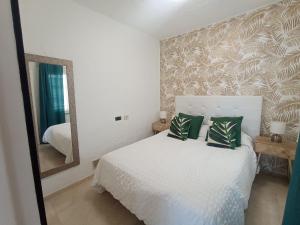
[175,96,263,138]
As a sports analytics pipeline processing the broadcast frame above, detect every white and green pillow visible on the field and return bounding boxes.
[207,120,239,149]
[178,113,204,139]
[210,116,243,147]
[167,116,191,141]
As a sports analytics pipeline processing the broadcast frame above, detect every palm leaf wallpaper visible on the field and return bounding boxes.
[160,0,300,175]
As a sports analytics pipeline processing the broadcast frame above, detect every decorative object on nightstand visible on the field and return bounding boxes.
[270,121,286,143]
[160,111,167,123]
[255,136,296,176]
[152,120,170,134]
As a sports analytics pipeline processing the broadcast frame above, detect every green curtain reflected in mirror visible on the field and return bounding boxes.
[39,63,65,142]
[282,135,300,225]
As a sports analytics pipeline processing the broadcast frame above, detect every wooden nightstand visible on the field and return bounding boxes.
[254,136,297,176]
[152,121,170,134]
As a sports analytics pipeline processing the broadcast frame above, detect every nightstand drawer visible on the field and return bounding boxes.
[255,142,293,159]
[152,121,170,134]
[255,136,297,177]
[255,136,296,160]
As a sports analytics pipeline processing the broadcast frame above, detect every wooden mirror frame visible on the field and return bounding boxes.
[25,53,80,178]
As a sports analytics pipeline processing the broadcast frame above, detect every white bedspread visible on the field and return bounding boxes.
[92,130,257,225]
[42,123,73,163]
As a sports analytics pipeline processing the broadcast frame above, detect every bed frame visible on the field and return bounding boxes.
[176,96,263,139]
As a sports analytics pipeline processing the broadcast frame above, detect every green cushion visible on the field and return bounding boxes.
[210,116,243,147]
[167,116,191,141]
[178,113,204,139]
[207,120,239,149]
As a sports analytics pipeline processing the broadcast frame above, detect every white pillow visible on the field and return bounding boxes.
[241,131,253,148]
[199,125,209,138]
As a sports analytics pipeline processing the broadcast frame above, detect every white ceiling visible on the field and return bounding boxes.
[74,0,279,40]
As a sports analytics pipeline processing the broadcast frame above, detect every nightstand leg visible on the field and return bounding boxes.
[256,153,262,174]
[288,160,292,180]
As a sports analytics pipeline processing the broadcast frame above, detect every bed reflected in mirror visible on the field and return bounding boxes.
[25,54,79,178]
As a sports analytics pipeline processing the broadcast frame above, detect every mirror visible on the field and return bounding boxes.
[25,54,79,178]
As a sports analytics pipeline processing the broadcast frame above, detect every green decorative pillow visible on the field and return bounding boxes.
[178,113,204,139]
[167,116,191,141]
[210,116,243,147]
[207,120,239,149]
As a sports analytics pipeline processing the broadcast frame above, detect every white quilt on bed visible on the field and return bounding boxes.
[42,123,73,163]
[92,130,257,225]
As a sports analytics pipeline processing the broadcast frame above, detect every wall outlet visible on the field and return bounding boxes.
[115,116,122,121]
[124,115,129,120]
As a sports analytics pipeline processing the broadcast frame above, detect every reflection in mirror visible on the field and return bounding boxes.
[25,54,79,178]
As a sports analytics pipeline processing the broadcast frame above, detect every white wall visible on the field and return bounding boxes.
[0,135,19,225]
[0,0,41,224]
[19,0,160,195]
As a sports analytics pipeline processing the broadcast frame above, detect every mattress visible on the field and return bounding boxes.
[42,123,73,163]
[92,130,257,225]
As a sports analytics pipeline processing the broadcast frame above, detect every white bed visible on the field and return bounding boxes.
[92,96,263,225]
[42,122,73,163]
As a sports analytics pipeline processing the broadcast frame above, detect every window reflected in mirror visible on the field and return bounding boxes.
[25,54,79,178]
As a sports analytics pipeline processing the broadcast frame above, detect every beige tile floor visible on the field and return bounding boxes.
[38,146,66,173]
[44,174,289,225]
